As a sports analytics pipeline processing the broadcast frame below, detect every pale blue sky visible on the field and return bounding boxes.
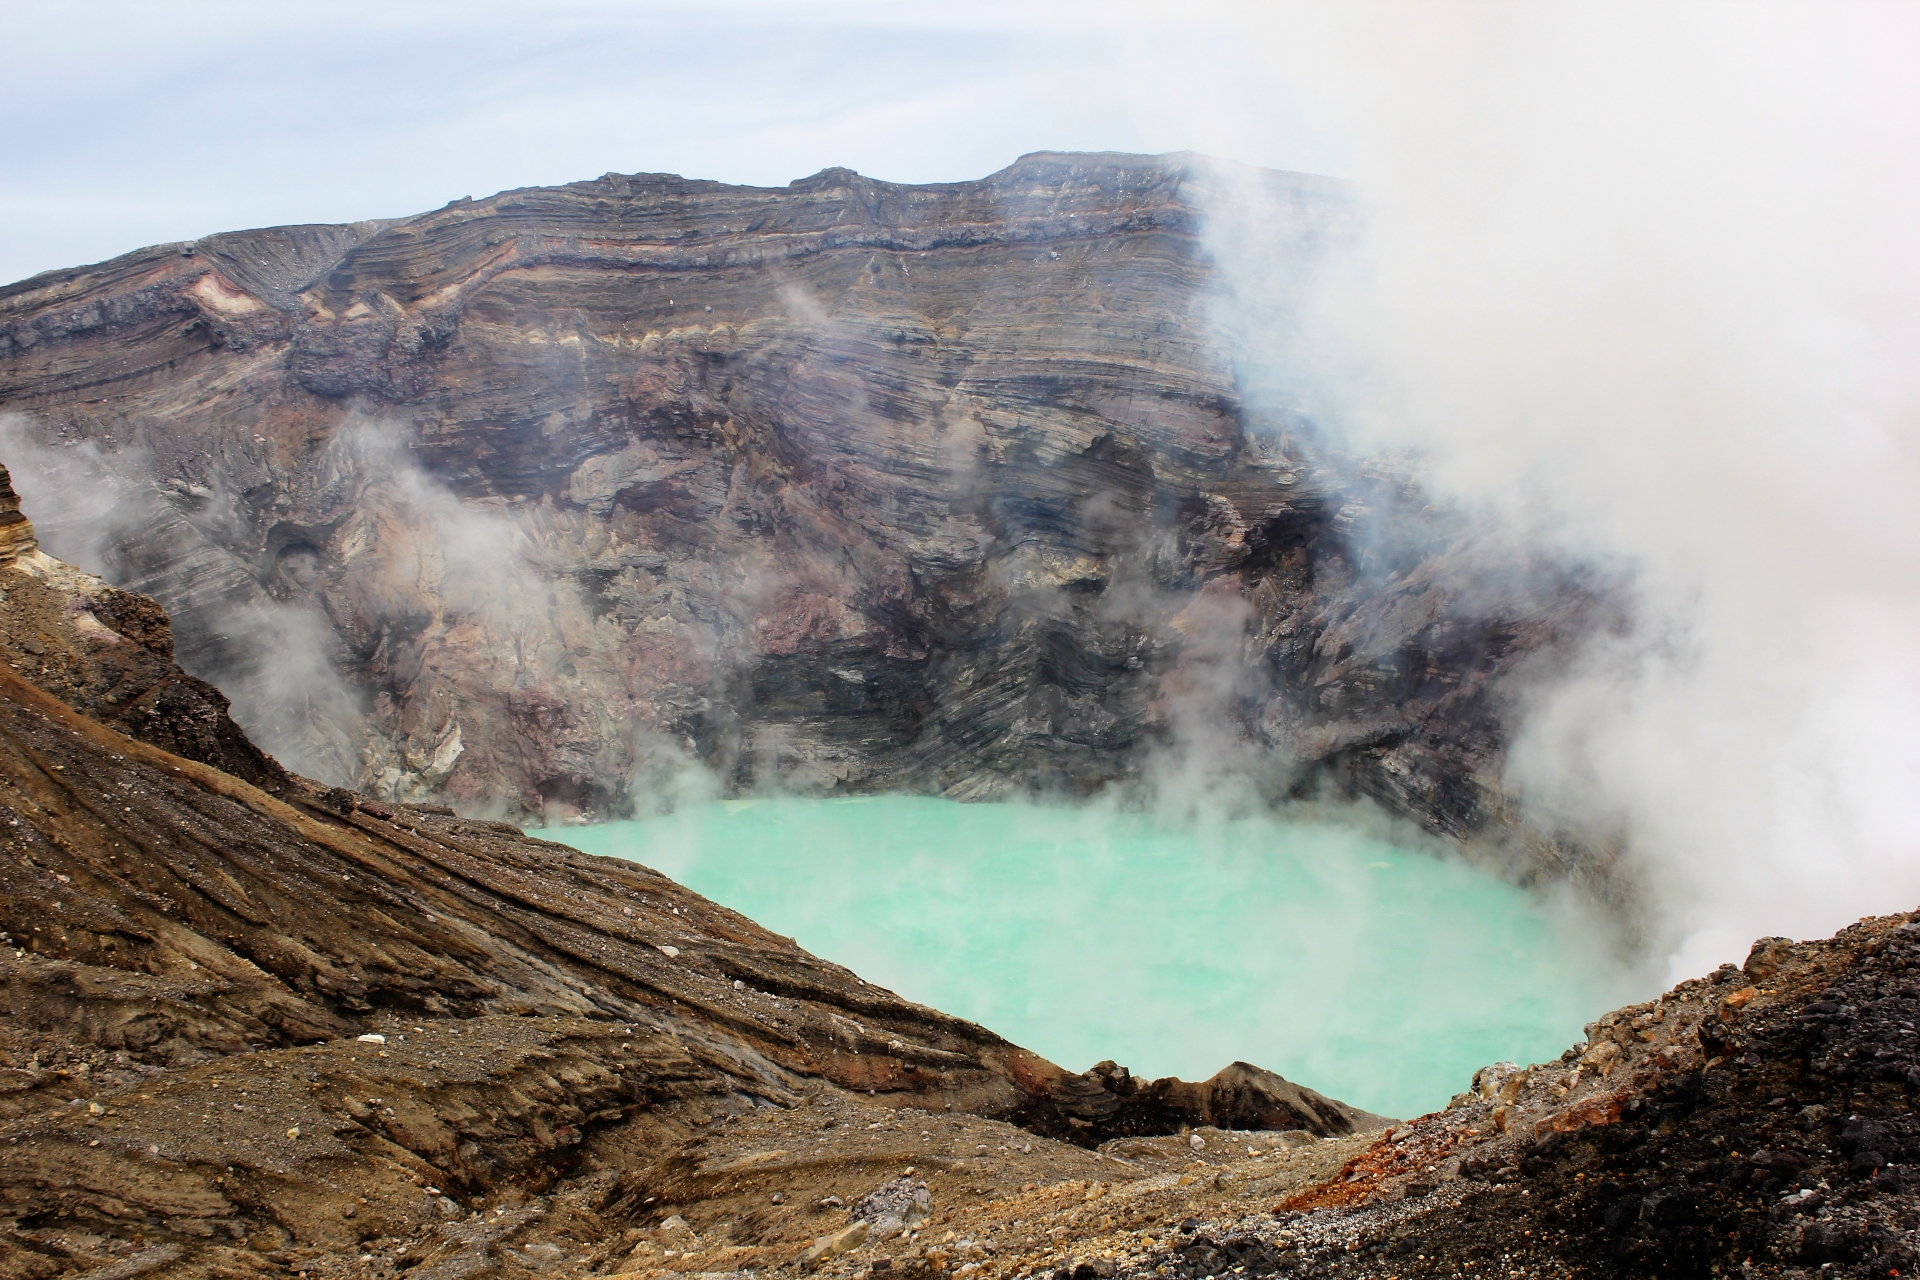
[0,1,1349,285]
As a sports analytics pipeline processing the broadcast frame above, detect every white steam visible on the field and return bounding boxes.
[1198,3,1920,978]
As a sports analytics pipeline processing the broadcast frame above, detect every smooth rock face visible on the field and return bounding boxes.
[0,151,1593,845]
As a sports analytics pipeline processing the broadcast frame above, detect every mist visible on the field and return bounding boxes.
[0,416,362,781]
[0,414,604,800]
[1191,2,1920,980]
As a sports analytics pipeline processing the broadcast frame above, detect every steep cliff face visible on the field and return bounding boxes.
[0,152,1592,845]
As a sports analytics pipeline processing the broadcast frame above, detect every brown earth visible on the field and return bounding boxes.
[0,152,1602,893]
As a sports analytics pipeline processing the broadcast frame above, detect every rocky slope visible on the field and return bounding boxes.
[0,153,1596,876]
[0,501,1384,1279]
[0,465,286,790]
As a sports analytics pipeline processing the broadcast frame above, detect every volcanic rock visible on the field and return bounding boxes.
[1014,1059,1388,1144]
[0,153,1597,871]
[1121,913,1920,1279]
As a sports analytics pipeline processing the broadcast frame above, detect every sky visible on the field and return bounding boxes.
[0,0,1347,286]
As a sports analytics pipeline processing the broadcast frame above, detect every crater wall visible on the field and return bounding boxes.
[0,152,1596,861]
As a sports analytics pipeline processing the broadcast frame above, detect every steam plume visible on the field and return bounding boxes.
[1194,2,1920,978]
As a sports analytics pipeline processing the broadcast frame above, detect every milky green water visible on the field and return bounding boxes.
[554,796,1636,1120]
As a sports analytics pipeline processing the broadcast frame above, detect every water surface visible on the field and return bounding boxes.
[556,796,1636,1119]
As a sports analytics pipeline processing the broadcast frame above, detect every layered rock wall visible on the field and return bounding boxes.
[0,152,1594,852]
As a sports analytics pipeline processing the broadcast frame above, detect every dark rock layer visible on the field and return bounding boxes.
[1125,914,1920,1279]
[1015,1060,1382,1145]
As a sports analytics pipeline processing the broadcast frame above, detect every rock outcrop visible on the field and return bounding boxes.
[0,464,35,563]
[0,153,1596,870]
[1015,1060,1385,1145]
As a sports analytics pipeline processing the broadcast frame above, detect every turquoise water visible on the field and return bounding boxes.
[554,796,1636,1120]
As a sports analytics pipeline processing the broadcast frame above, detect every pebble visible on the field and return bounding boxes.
[805,1219,869,1262]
